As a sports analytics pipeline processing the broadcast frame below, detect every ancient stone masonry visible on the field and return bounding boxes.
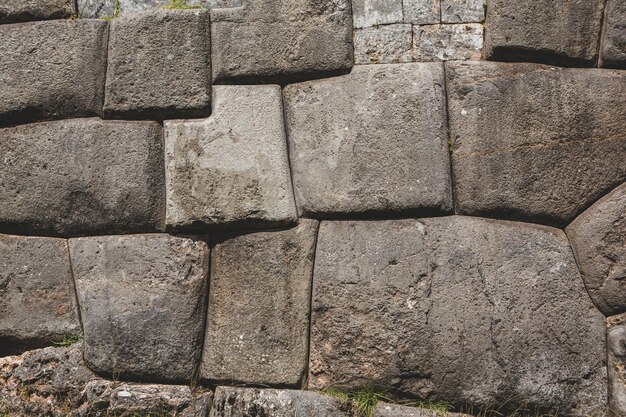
[0,0,625,416]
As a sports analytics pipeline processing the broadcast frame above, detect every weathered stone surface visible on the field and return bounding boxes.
[0,20,107,126]
[310,217,607,415]
[375,403,470,417]
[352,0,403,28]
[283,64,452,217]
[104,9,212,119]
[0,235,80,356]
[600,0,626,69]
[608,314,626,417]
[413,24,483,61]
[566,183,626,316]
[0,0,75,23]
[354,24,414,64]
[164,85,297,231]
[77,0,236,18]
[211,0,353,83]
[201,220,318,386]
[447,61,626,226]
[404,0,440,24]
[69,234,209,382]
[441,0,485,23]
[211,387,349,417]
[483,0,604,66]
[0,118,165,236]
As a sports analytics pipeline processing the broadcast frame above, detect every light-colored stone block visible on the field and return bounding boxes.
[441,0,485,23]
[354,24,414,64]
[404,0,440,24]
[413,24,483,61]
[352,0,403,28]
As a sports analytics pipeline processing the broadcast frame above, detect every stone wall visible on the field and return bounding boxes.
[0,0,624,416]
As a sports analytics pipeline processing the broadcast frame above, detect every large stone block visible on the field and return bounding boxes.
[104,9,212,119]
[77,0,236,18]
[446,61,626,226]
[441,0,484,23]
[608,314,626,417]
[354,24,414,65]
[413,24,483,61]
[600,0,626,69]
[352,0,403,28]
[0,0,75,23]
[0,119,165,236]
[211,0,353,84]
[164,85,297,231]
[310,217,607,415]
[283,63,452,217]
[567,183,626,316]
[69,234,209,382]
[200,220,318,386]
[0,20,107,126]
[0,235,80,356]
[483,0,604,66]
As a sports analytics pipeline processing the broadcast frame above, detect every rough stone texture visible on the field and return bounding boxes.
[441,0,485,23]
[0,20,107,126]
[211,387,349,417]
[0,235,80,356]
[600,0,626,69]
[201,220,318,386]
[375,403,470,417]
[354,24,414,64]
[483,0,605,66]
[413,24,483,61]
[310,217,607,415]
[608,314,626,417]
[0,0,75,23]
[69,234,209,382]
[352,0,403,28]
[283,63,452,217]
[566,183,626,316]
[104,9,212,119]
[211,0,353,84]
[447,61,626,226]
[0,118,165,236]
[164,85,297,231]
[77,0,238,18]
[404,0,440,25]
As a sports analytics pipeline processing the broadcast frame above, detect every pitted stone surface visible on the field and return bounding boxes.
[201,220,317,386]
[447,61,626,226]
[165,85,297,231]
[608,314,626,417]
[211,0,353,84]
[567,183,626,316]
[352,0,403,28]
[283,63,452,217]
[0,119,164,236]
[0,235,80,356]
[354,24,414,64]
[600,0,626,69]
[483,0,604,66]
[0,20,107,126]
[375,403,470,417]
[78,0,240,18]
[104,9,211,119]
[441,0,485,24]
[310,217,606,415]
[413,24,483,61]
[69,234,209,382]
[0,0,75,23]
[403,0,440,25]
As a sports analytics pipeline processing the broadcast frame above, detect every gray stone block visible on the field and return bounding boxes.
[0,20,107,126]
[413,24,483,61]
[200,220,318,386]
[446,61,626,226]
[211,0,353,84]
[283,63,452,218]
[608,314,626,417]
[104,9,212,119]
[0,0,75,23]
[77,0,235,18]
[69,234,209,382]
[483,0,604,66]
[441,0,485,24]
[567,183,626,316]
[600,0,626,69]
[354,24,414,65]
[0,118,165,236]
[0,235,80,356]
[310,217,607,415]
[164,85,297,231]
[375,403,470,417]
[352,0,403,28]
[403,0,440,25]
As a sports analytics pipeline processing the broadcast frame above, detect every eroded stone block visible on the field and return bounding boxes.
[78,0,236,18]
[283,63,452,217]
[0,0,75,23]
[413,24,483,61]
[164,85,297,231]
[354,24,414,64]
[69,234,209,382]
[447,61,626,226]
[441,0,485,23]
[403,0,440,24]
[352,0,403,28]
[310,217,607,415]
[600,0,626,69]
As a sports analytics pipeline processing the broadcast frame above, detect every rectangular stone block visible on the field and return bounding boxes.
[413,24,483,61]
[283,63,452,217]
[0,20,108,126]
[403,0,440,25]
[354,24,414,65]
[352,0,403,28]
[599,0,626,69]
[0,0,75,23]
[200,220,318,386]
[0,118,165,236]
[446,61,626,226]
[78,0,235,18]
[104,9,212,119]
[441,0,485,23]
[164,85,297,231]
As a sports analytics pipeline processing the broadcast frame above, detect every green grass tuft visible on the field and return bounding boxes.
[162,0,202,10]
[54,332,84,347]
[417,400,453,415]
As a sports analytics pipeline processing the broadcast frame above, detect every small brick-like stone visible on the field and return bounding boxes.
[354,24,414,64]
[200,220,318,386]
[447,61,626,226]
[0,20,107,126]
[164,85,297,231]
[0,0,75,23]
[352,0,403,28]
[413,24,483,61]
[600,0,626,69]
[0,119,164,236]
[69,234,209,382]
[104,9,211,119]
[608,314,626,417]
[441,0,485,23]
[403,0,440,24]
[0,235,80,356]
[283,63,452,217]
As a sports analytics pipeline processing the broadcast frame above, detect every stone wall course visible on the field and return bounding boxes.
[0,0,76,23]
[608,314,626,417]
